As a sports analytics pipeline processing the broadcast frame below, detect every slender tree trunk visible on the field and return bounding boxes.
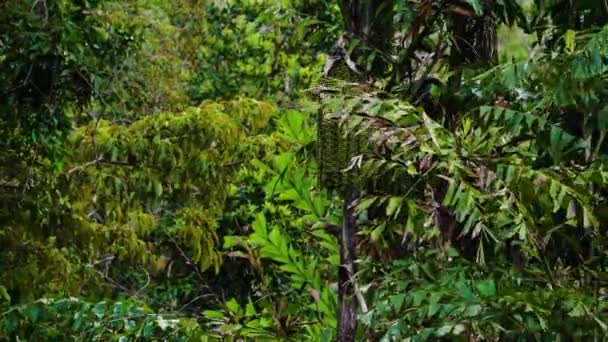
[337,0,394,51]
[337,186,359,342]
[330,3,393,341]
[447,9,496,129]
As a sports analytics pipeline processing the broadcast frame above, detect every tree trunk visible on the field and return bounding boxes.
[337,0,394,51]
[447,9,497,129]
[337,186,359,342]
[330,3,393,341]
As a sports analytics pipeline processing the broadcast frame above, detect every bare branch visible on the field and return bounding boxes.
[67,156,104,175]
[0,182,20,189]
[67,156,133,175]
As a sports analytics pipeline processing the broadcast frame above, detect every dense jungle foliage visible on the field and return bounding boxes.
[0,0,607,340]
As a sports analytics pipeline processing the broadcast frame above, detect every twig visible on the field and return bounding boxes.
[399,2,444,73]
[101,159,132,166]
[92,268,144,300]
[177,294,217,313]
[411,42,448,96]
[355,283,368,314]
[168,237,206,283]
[67,156,133,175]
[0,182,19,189]
[132,267,151,299]
[67,156,104,175]
[223,160,244,167]
[31,0,49,25]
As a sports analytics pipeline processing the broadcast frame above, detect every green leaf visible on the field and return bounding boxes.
[370,223,386,242]
[156,316,178,331]
[456,280,477,301]
[452,324,466,335]
[598,106,608,130]
[72,311,84,331]
[386,196,403,217]
[358,196,378,211]
[568,302,586,317]
[475,279,496,298]
[142,321,154,337]
[565,29,576,53]
[594,316,608,332]
[93,301,106,319]
[442,181,457,206]
[24,303,40,323]
[154,181,163,197]
[252,213,268,238]
[447,246,460,257]
[226,298,241,315]
[390,294,406,310]
[0,285,10,303]
[245,298,256,316]
[412,290,426,306]
[464,304,482,317]
[463,0,483,15]
[5,311,18,333]
[428,293,441,317]
[223,236,240,249]
[203,310,224,320]
[435,325,453,337]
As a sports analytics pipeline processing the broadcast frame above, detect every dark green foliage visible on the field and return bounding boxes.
[189,0,338,101]
[2,0,608,340]
[362,252,605,340]
[1,297,205,340]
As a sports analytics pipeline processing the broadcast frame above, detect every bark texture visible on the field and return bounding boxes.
[330,3,394,341]
[337,0,394,50]
[337,187,360,342]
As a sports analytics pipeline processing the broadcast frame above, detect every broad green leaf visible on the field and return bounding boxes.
[203,310,224,320]
[475,279,496,298]
[93,301,106,319]
[464,304,482,317]
[154,181,163,197]
[413,291,426,306]
[225,299,241,315]
[358,196,378,211]
[463,0,483,15]
[24,303,40,323]
[456,280,477,301]
[435,325,453,337]
[565,29,576,53]
[0,286,10,303]
[390,294,406,310]
[428,294,441,317]
[386,196,403,217]
[252,213,268,237]
[245,298,256,316]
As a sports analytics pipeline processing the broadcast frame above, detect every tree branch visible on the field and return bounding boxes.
[0,182,20,189]
[67,156,133,175]
[338,187,360,342]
